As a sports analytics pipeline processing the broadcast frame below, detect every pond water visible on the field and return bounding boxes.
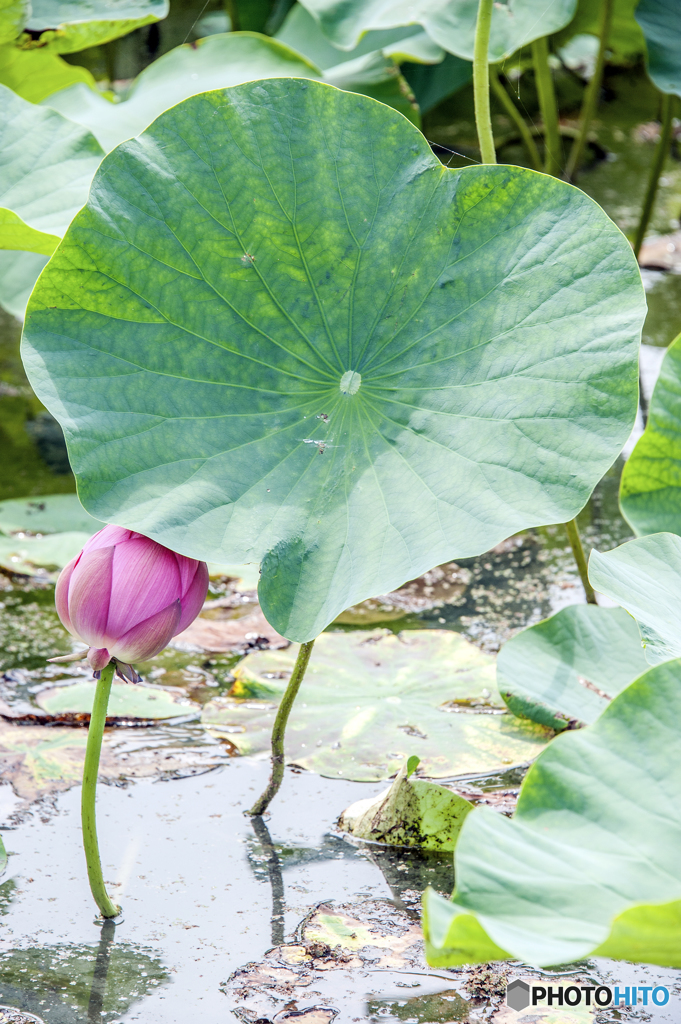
[1,46,680,1024]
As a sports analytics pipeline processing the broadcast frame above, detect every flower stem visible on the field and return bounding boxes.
[532,36,562,176]
[564,519,597,605]
[473,0,497,165]
[489,67,542,171]
[81,662,120,919]
[249,639,316,816]
[565,0,614,181]
[633,92,677,259]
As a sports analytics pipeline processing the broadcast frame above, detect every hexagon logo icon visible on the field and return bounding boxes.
[507,979,531,1010]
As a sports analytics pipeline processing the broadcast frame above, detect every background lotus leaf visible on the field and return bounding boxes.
[0,530,94,574]
[0,0,29,43]
[635,0,681,96]
[423,658,681,968]
[589,532,681,664]
[555,0,645,65]
[23,81,645,640]
[0,41,96,102]
[497,604,648,730]
[0,492,103,534]
[202,629,552,781]
[0,250,50,319]
[36,680,200,719]
[297,0,577,61]
[620,331,681,534]
[0,85,103,257]
[24,0,169,54]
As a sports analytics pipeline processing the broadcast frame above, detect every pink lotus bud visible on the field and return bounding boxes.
[55,525,209,675]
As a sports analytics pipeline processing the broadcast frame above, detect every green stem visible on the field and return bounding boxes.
[473,0,497,165]
[532,35,562,176]
[248,639,316,816]
[564,519,597,605]
[565,0,614,181]
[82,662,120,919]
[489,67,542,171]
[633,92,676,258]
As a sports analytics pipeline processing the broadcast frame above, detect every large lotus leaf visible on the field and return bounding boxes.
[0,40,96,102]
[0,249,49,319]
[24,0,168,54]
[0,0,29,43]
[23,82,645,641]
[202,629,552,781]
[589,532,681,665]
[497,604,648,731]
[44,32,418,153]
[620,333,681,535]
[36,680,199,719]
[555,0,645,65]
[423,657,681,968]
[297,0,577,60]
[276,4,443,69]
[0,84,103,258]
[0,493,103,534]
[636,0,681,97]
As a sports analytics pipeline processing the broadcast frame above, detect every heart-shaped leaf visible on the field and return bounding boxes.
[423,657,681,968]
[589,532,681,665]
[202,629,552,781]
[0,84,103,256]
[497,604,648,730]
[23,81,645,640]
[25,0,169,54]
[636,0,681,96]
[620,332,681,535]
[297,0,577,61]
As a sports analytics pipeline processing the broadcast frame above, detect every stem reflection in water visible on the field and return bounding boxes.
[87,918,116,1023]
[251,815,285,945]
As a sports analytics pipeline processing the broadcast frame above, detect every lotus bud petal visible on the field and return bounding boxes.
[55,526,209,673]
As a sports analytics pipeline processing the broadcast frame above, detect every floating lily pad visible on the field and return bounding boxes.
[620,331,681,535]
[497,604,648,730]
[24,80,645,642]
[297,0,577,60]
[36,681,199,720]
[339,760,473,850]
[423,657,681,968]
[0,493,103,535]
[202,630,552,781]
[0,531,93,575]
[589,532,681,665]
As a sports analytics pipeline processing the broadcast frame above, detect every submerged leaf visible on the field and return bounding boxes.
[620,331,681,535]
[23,81,645,641]
[202,630,552,781]
[497,604,648,730]
[339,760,473,849]
[423,658,681,968]
[36,681,199,720]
